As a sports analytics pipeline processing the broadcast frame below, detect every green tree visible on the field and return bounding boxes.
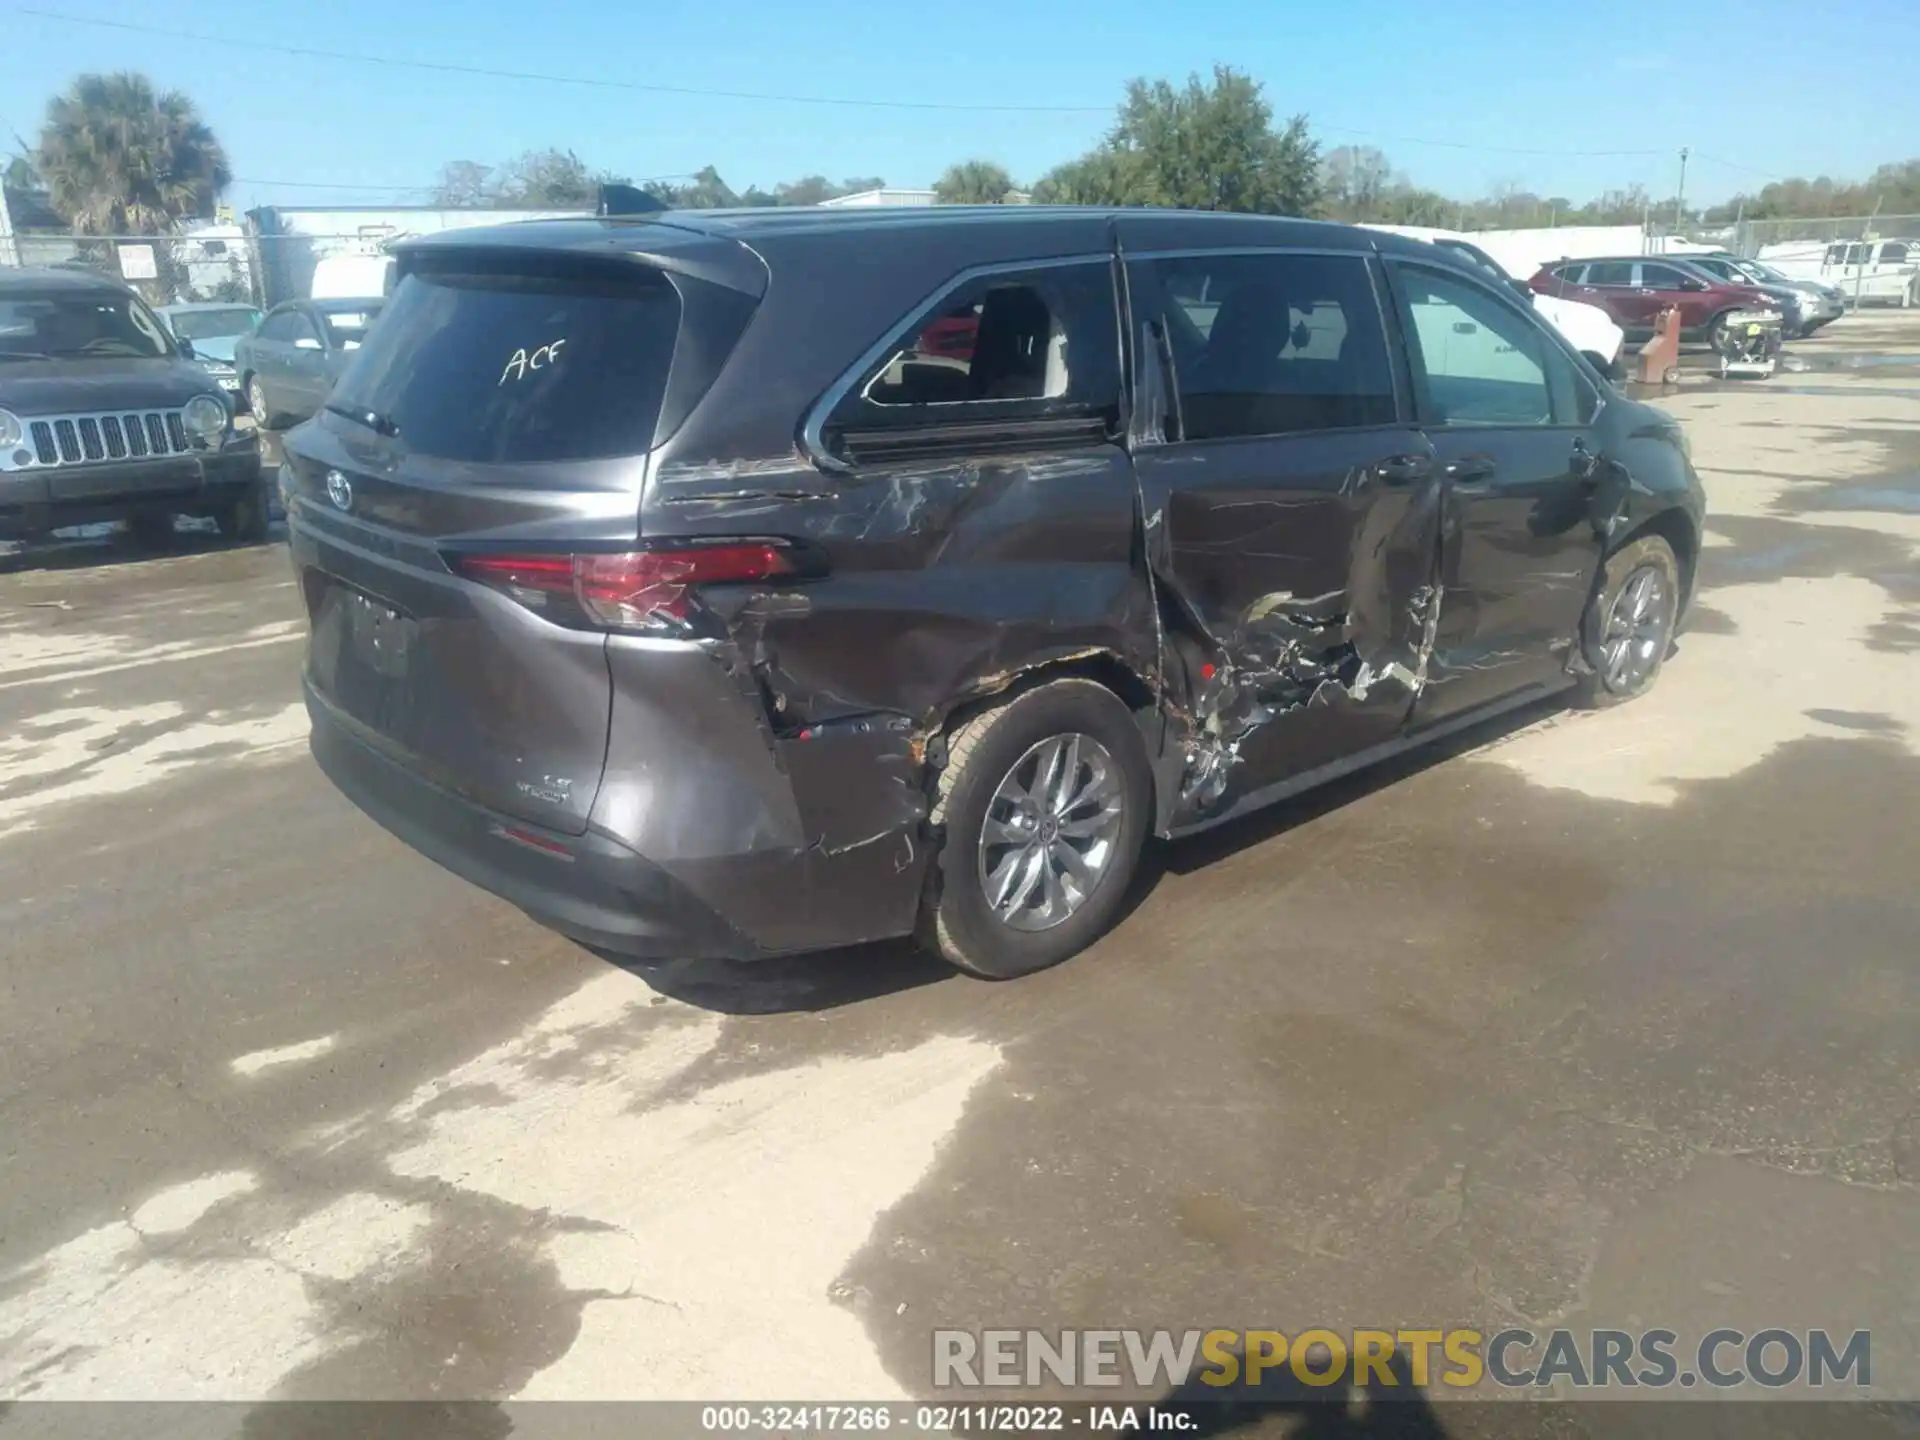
[1031,151,1141,205]
[1036,66,1321,215]
[479,149,629,207]
[933,159,1016,204]
[676,165,740,209]
[35,72,231,234]
[431,160,494,207]
[1320,145,1400,220]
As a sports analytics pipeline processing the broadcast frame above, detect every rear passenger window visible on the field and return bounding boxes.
[328,266,684,463]
[1394,266,1581,427]
[1882,242,1910,264]
[838,263,1118,419]
[1585,262,1634,286]
[1553,263,1587,284]
[1143,252,1396,441]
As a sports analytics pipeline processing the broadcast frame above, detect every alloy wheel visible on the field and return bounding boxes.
[977,733,1125,933]
[1601,565,1673,693]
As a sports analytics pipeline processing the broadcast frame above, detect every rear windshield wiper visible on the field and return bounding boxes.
[324,401,400,438]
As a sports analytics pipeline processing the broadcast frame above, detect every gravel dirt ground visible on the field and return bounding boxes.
[2,314,1917,1429]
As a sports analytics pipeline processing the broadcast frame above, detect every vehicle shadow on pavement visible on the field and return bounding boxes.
[1148,1347,1452,1439]
[0,523,277,574]
[596,937,953,1016]
[1130,693,1573,898]
[602,695,1584,1018]
[240,1401,512,1440]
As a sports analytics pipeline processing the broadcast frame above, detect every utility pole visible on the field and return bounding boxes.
[1674,147,1690,235]
[0,182,18,269]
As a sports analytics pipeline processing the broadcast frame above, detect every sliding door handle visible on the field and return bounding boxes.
[1445,454,1497,485]
[1374,453,1433,485]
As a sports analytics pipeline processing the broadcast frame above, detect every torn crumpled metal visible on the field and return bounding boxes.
[1348,583,1444,700]
[1172,580,1447,809]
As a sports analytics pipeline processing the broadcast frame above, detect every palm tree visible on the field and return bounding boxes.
[35,72,232,235]
[934,160,1016,206]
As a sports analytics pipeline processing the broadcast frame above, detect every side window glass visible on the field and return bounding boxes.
[1640,264,1685,290]
[1881,242,1909,265]
[1145,251,1397,441]
[258,311,290,342]
[291,313,323,347]
[840,263,1117,419]
[1585,261,1634,286]
[1825,244,1846,265]
[1553,263,1586,284]
[1394,265,1580,428]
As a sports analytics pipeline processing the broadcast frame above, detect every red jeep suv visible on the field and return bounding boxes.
[1529,256,1779,347]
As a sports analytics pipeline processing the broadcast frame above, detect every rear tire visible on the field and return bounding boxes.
[919,679,1151,979]
[1576,533,1681,708]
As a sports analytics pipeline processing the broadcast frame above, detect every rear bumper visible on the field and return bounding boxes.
[307,677,933,961]
[308,681,772,961]
[0,438,262,537]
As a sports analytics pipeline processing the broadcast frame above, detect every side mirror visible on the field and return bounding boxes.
[176,336,197,359]
[294,336,323,351]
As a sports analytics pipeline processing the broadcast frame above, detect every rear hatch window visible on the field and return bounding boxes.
[327,265,682,463]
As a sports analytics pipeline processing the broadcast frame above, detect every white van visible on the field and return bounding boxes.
[309,253,395,302]
[1756,238,1918,308]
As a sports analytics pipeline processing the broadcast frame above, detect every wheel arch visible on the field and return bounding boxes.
[1613,505,1699,622]
[927,651,1161,805]
[934,650,1158,745]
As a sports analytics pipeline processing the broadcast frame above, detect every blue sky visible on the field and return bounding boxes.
[5,0,1915,214]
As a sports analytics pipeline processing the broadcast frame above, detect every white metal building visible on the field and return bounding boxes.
[817,188,938,208]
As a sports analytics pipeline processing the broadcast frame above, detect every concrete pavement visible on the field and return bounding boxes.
[2,317,1917,1418]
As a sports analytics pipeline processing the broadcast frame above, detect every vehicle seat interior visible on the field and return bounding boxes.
[1181,281,1389,440]
[969,286,1054,400]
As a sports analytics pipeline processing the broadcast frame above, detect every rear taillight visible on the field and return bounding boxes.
[451,544,796,628]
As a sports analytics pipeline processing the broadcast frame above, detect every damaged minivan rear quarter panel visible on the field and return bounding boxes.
[617,213,1158,952]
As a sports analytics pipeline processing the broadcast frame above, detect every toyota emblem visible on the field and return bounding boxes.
[326,470,352,512]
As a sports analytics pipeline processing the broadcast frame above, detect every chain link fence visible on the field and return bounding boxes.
[1731,213,1920,254]
[11,211,1920,310]
[1,228,398,309]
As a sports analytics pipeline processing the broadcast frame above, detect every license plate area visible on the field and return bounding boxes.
[309,576,421,742]
[343,586,416,678]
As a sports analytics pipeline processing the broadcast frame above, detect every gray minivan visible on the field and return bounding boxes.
[285,206,1705,977]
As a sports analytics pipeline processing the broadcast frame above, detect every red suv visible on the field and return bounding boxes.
[1529,256,1779,347]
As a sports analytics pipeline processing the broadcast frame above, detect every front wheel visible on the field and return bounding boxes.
[1577,533,1681,708]
[246,377,275,430]
[919,679,1152,979]
[1706,312,1733,352]
[217,475,273,545]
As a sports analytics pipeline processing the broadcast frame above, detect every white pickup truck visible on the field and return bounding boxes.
[1756,238,1919,308]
